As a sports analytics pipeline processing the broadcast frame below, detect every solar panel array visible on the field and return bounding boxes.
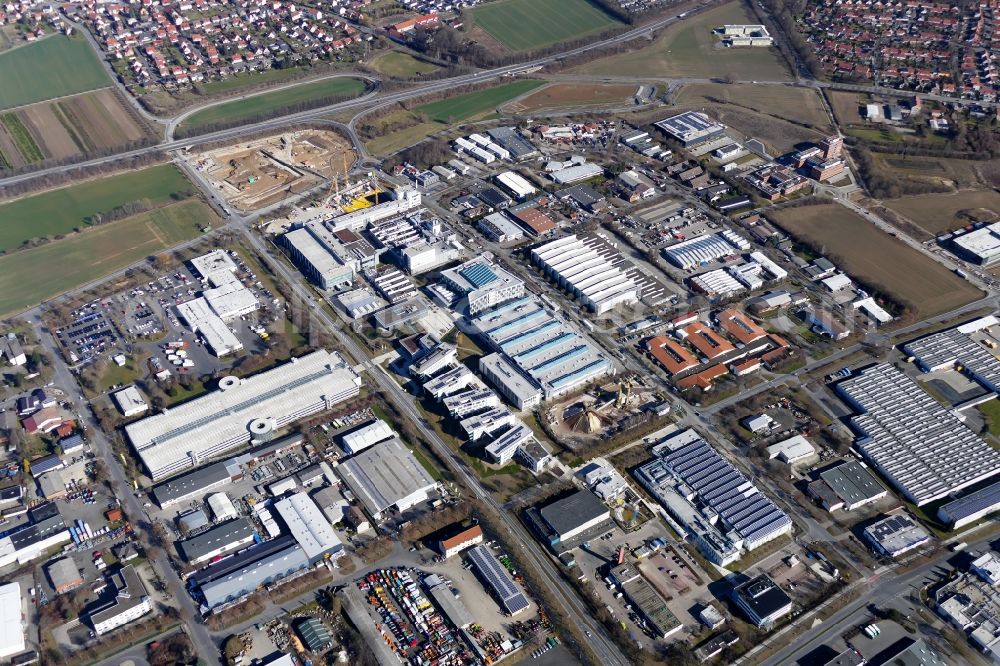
[467,545,529,615]
[647,436,792,547]
[939,480,1000,522]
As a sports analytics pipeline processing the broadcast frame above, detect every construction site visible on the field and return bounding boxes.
[543,376,668,453]
[187,129,355,212]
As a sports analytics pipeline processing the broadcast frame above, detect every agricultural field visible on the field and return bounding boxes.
[573,1,791,80]
[506,83,638,112]
[873,153,999,191]
[0,164,193,251]
[415,80,546,123]
[675,83,832,131]
[0,34,110,110]
[178,76,368,135]
[827,90,864,125]
[883,190,1000,235]
[0,199,218,317]
[0,89,150,168]
[470,0,621,52]
[369,52,439,78]
[769,204,982,317]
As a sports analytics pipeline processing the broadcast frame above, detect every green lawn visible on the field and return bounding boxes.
[370,52,439,78]
[0,34,110,110]
[415,80,545,123]
[573,1,792,80]
[0,164,194,251]
[981,398,1000,437]
[0,199,217,316]
[178,77,367,134]
[471,0,620,52]
[1,112,42,161]
[194,66,311,96]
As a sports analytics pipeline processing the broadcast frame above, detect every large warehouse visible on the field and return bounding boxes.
[274,492,344,562]
[530,235,639,314]
[903,316,1000,392]
[635,429,792,566]
[662,231,747,270]
[196,536,309,609]
[837,363,1000,505]
[126,350,362,480]
[536,489,612,547]
[336,437,438,520]
[177,517,256,564]
[655,111,727,146]
[950,222,1000,266]
[469,295,615,405]
[281,226,355,290]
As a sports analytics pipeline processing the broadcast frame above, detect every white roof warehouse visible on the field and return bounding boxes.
[126,350,361,480]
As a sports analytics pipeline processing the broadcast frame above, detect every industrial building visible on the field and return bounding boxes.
[938,480,1000,528]
[197,536,309,609]
[0,511,71,569]
[807,461,887,512]
[535,489,611,548]
[477,212,525,244]
[336,437,438,520]
[548,162,604,185]
[663,232,746,270]
[177,517,256,564]
[863,514,930,558]
[437,524,484,559]
[635,429,792,566]
[719,24,773,46]
[531,234,640,314]
[281,226,356,290]
[112,386,148,417]
[466,545,529,615]
[127,350,361,480]
[469,295,614,405]
[731,575,792,627]
[191,250,239,286]
[151,460,239,508]
[175,297,244,357]
[903,316,1000,393]
[340,419,396,455]
[0,583,24,659]
[655,111,728,146]
[439,256,525,315]
[837,364,1000,505]
[207,492,237,522]
[274,492,341,559]
[89,566,153,635]
[495,171,536,200]
[647,335,699,376]
[47,557,83,593]
[950,222,1000,266]
[765,435,816,465]
[327,186,421,232]
[609,564,682,639]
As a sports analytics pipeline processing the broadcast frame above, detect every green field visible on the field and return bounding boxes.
[1,113,43,161]
[179,77,367,134]
[471,0,620,51]
[573,1,791,80]
[195,66,311,96]
[0,164,194,251]
[370,52,440,78]
[0,199,216,316]
[0,34,110,110]
[415,80,545,123]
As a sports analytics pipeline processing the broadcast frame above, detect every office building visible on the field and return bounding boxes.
[89,566,153,635]
[112,386,148,418]
[837,364,1000,505]
[531,235,639,314]
[127,350,361,480]
[731,575,792,627]
[336,438,438,520]
[655,111,727,146]
[438,524,484,559]
[439,256,525,315]
[863,514,930,558]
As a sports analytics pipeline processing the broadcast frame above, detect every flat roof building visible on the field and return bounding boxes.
[812,461,888,511]
[655,111,727,146]
[275,492,344,561]
[663,233,741,270]
[439,256,525,315]
[198,540,309,609]
[89,566,153,636]
[281,227,354,290]
[609,563,683,639]
[175,297,244,357]
[178,517,255,564]
[863,514,930,558]
[952,222,1000,266]
[112,386,148,417]
[732,575,792,627]
[938,480,1000,528]
[337,437,438,520]
[127,350,361,480]
[537,489,611,547]
[151,460,237,508]
[837,364,1000,505]
[0,583,24,659]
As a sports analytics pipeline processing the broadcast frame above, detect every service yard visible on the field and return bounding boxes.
[573,1,792,80]
[470,0,621,53]
[0,34,110,110]
[768,204,983,318]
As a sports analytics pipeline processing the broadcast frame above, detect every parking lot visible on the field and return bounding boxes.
[56,306,121,364]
